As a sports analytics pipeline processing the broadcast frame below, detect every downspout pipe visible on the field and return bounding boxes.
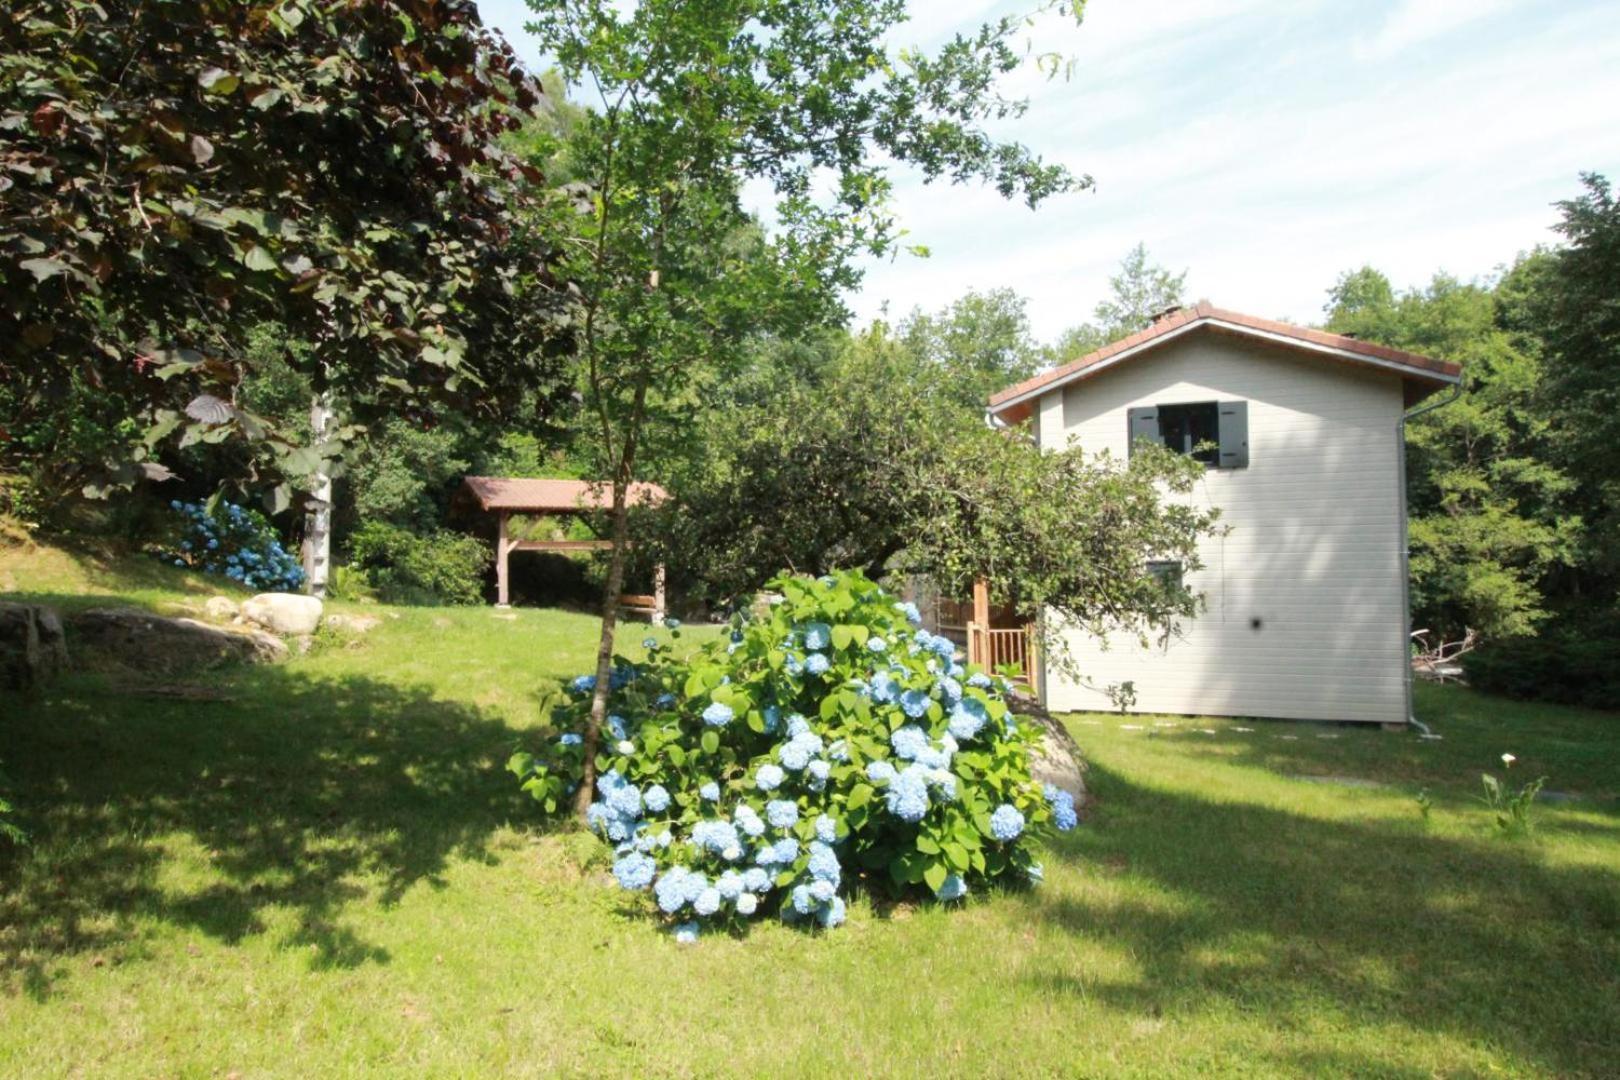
[1397,379,1463,734]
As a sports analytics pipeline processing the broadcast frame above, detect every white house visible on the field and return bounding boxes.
[985,302,1461,726]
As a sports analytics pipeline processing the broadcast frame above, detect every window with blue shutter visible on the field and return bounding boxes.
[1128,399,1249,468]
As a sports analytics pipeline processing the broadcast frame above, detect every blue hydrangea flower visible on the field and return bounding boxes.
[643,784,671,813]
[990,803,1025,842]
[762,705,781,733]
[895,601,922,625]
[900,689,931,719]
[807,759,830,785]
[733,806,765,839]
[790,884,815,915]
[827,739,850,762]
[694,888,722,917]
[807,840,841,885]
[700,781,721,802]
[673,921,699,943]
[643,637,658,650]
[655,868,694,913]
[885,766,930,822]
[810,879,836,903]
[867,636,887,653]
[557,732,584,747]
[655,692,677,709]
[784,655,804,676]
[608,714,629,740]
[736,892,759,916]
[613,852,656,890]
[664,616,682,630]
[692,820,742,855]
[870,672,899,704]
[802,622,832,650]
[716,870,744,901]
[786,713,811,738]
[570,674,596,694]
[890,725,929,761]
[1045,784,1079,831]
[755,764,785,791]
[948,701,988,742]
[804,652,830,677]
[815,814,839,845]
[766,799,799,829]
[770,837,799,865]
[606,783,642,820]
[743,867,771,892]
[928,769,958,802]
[936,874,968,901]
[702,701,734,728]
[937,676,962,704]
[817,896,847,928]
[930,635,956,659]
[866,760,897,784]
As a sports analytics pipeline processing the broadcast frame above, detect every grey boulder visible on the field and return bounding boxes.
[241,593,323,636]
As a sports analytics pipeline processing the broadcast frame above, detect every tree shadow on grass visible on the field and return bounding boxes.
[1036,761,1620,1076]
[0,665,534,999]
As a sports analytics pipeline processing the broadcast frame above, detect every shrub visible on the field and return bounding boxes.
[348,521,489,606]
[164,500,304,592]
[509,570,1076,940]
[1462,623,1620,708]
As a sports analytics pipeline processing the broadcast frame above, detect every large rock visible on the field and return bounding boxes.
[203,595,241,621]
[0,601,70,690]
[66,608,286,674]
[1007,692,1088,805]
[241,593,323,636]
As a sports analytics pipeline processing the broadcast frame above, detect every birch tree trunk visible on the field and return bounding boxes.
[303,391,335,598]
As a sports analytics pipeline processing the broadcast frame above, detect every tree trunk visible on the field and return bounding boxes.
[573,374,651,820]
[303,391,335,598]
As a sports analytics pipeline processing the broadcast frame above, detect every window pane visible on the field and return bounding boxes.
[1157,402,1220,465]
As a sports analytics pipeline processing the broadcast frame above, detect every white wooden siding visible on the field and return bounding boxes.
[1036,331,1408,724]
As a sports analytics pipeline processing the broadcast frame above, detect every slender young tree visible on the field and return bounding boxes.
[521,0,1092,817]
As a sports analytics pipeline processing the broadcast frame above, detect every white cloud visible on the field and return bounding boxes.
[1355,0,1521,61]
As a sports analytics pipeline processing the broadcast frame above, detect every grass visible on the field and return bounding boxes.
[2,538,1618,1076]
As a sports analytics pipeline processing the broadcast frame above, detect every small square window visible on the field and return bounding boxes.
[1146,560,1183,589]
[1156,402,1220,465]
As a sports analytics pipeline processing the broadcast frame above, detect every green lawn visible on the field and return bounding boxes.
[2,544,1618,1076]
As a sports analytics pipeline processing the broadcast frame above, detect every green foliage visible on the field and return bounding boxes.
[348,522,489,606]
[511,570,1061,933]
[900,288,1046,411]
[0,0,571,506]
[1478,757,1547,836]
[1461,620,1620,708]
[1526,174,1620,587]
[345,420,471,535]
[1047,243,1188,361]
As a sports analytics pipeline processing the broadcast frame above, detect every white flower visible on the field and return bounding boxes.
[616,740,635,755]
[1501,753,1517,767]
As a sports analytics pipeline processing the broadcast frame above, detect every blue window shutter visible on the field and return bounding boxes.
[1218,400,1248,468]
[1127,406,1159,457]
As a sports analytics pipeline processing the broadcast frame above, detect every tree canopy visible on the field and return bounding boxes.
[0,0,572,512]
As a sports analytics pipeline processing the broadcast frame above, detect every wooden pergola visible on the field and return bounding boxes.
[459,477,667,616]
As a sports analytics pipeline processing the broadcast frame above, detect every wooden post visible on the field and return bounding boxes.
[653,563,666,623]
[1025,622,1042,704]
[970,577,990,667]
[496,511,510,607]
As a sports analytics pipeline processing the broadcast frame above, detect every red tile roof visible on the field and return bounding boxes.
[988,301,1462,423]
[461,476,667,513]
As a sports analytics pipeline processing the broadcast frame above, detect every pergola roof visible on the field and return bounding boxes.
[460,476,667,514]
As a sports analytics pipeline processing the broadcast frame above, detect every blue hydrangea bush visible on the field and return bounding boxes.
[165,500,305,592]
[510,570,1078,940]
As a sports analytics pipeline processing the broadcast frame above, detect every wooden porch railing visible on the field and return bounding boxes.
[966,622,1041,699]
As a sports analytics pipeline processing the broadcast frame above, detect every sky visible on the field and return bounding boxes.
[475,0,1620,341]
